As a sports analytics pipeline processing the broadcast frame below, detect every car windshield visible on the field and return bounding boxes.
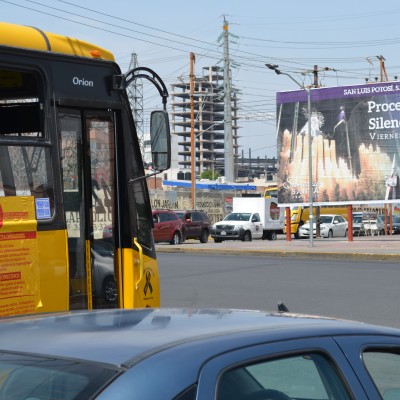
[224,213,251,221]
[353,216,362,223]
[0,352,118,399]
[392,215,400,223]
[320,216,334,224]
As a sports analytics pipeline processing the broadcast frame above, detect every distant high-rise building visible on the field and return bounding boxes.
[170,66,239,179]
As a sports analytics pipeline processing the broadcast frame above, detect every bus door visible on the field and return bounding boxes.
[58,108,117,309]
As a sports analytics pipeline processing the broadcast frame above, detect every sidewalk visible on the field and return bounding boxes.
[156,235,400,260]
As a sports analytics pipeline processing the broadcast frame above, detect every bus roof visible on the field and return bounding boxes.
[0,22,115,61]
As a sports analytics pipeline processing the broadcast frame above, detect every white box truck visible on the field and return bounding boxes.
[210,197,285,242]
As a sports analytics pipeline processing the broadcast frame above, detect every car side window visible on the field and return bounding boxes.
[217,352,351,400]
[159,213,168,223]
[170,213,179,221]
[363,350,400,399]
[193,213,201,222]
[252,213,260,223]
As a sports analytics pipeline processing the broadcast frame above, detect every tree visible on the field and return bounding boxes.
[200,170,220,180]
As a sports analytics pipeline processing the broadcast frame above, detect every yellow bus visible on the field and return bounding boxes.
[0,22,171,317]
[264,184,278,198]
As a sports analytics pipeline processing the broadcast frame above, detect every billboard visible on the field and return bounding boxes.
[276,81,400,206]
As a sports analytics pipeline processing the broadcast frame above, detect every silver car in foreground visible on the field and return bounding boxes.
[1,308,400,399]
[298,214,348,238]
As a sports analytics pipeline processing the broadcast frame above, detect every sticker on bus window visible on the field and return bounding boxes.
[35,198,51,219]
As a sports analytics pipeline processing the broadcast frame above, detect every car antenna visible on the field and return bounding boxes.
[277,302,289,313]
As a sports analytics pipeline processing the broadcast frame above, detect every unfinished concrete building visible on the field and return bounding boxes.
[170,66,239,179]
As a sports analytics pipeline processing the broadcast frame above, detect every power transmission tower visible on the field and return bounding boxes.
[127,52,144,153]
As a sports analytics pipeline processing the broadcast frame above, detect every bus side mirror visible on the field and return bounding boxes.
[150,110,171,172]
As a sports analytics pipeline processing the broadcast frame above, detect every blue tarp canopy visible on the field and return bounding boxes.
[162,180,257,191]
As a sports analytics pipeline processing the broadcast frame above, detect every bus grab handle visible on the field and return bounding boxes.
[133,237,144,288]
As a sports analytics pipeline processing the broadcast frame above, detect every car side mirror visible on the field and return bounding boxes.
[150,110,171,172]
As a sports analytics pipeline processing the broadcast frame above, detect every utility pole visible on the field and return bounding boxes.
[223,17,234,182]
[190,52,196,209]
[378,55,389,82]
[312,65,321,238]
[378,55,390,234]
[313,65,319,88]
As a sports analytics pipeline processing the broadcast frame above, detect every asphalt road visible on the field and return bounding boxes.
[158,252,400,328]
[157,234,400,260]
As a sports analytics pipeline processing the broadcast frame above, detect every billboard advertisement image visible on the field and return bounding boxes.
[276,81,400,206]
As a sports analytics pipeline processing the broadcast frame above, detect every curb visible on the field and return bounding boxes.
[156,247,399,261]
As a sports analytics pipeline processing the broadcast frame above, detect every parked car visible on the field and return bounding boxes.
[352,214,364,236]
[102,210,183,245]
[298,214,348,238]
[175,210,211,243]
[381,214,400,234]
[211,212,264,242]
[1,308,400,399]
[352,211,383,236]
[91,239,117,304]
[377,214,385,234]
[152,209,182,245]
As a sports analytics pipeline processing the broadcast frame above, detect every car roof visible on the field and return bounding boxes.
[0,308,398,369]
[175,210,206,213]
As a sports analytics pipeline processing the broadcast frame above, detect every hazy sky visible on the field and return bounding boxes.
[3,0,400,159]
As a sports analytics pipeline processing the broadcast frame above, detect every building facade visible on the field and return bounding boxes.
[170,66,240,180]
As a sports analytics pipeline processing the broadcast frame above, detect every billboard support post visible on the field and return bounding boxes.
[265,64,313,247]
[306,87,314,247]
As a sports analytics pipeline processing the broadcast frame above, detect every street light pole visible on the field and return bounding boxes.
[190,52,196,210]
[265,64,314,247]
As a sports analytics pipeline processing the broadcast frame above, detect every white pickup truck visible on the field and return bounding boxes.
[210,197,285,242]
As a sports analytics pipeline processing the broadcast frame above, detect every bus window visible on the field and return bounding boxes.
[60,110,117,309]
[131,177,153,249]
[60,110,87,309]
[264,186,278,198]
[0,68,54,218]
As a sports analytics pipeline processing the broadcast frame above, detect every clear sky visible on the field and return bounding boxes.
[2,0,400,160]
